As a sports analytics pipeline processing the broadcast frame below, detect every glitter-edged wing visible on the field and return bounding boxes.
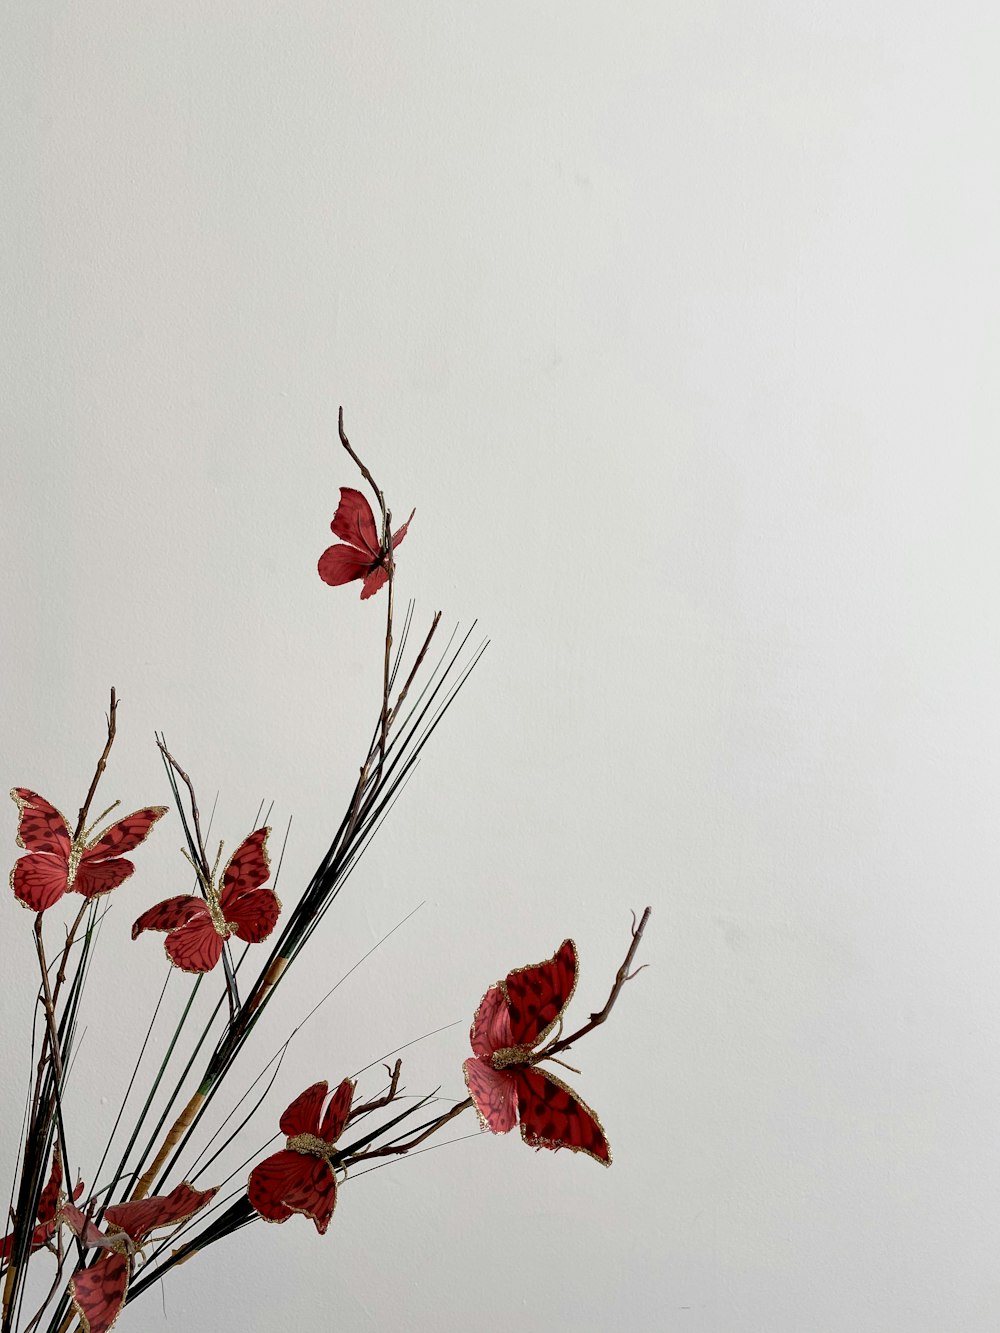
[10,788,73,910]
[514,1066,611,1166]
[469,983,512,1059]
[132,896,223,974]
[218,828,280,944]
[320,1078,355,1142]
[279,1081,328,1137]
[248,1149,338,1234]
[74,806,166,899]
[463,1057,518,1135]
[103,1181,217,1242]
[11,789,71,857]
[70,1251,129,1333]
[0,1148,76,1260]
[503,938,578,1049]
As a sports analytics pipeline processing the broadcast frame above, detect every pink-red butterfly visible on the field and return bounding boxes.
[132,827,279,973]
[317,486,414,599]
[67,1180,216,1333]
[0,1148,83,1261]
[462,938,611,1165]
[9,788,167,913]
[248,1077,355,1234]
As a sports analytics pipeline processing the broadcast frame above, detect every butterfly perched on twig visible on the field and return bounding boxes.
[9,788,166,913]
[317,487,414,599]
[248,1078,355,1234]
[463,938,612,1165]
[132,827,280,973]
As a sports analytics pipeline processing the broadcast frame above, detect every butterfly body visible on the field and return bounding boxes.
[9,788,167,913]
[463,938,612,1165]
[132,827,279,973]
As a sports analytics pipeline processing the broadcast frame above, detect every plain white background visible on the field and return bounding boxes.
[3,3,1000,1330]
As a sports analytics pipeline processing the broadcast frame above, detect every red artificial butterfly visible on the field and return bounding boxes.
[0,1148,83,1261]
[317,487,414,599]
[248,1077,355,1234]
[67,1181,217,1333]
[9,788,167,913]
[462,938,611,1165]
[132,827,279,974]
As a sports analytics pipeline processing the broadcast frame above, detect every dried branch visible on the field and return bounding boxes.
[541,907,651,1062]
[73,689,118,841]
[347,1060,403,1124]
[351,1098,473,1161]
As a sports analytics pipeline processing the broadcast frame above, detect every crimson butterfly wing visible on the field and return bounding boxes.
[73,859,135,900]
[37,1148,64,1224]
[218,828,278,944]
[279,1082,328,1137]
[514,1065,611,1165]
[469,983,512,1059]
[9,789,71,910]
[132,895,221,973]
[220,828,270,896]
[463,1057,518,1135]
[504,938,578,1049]
[10,855,69,912]
[248,1149,338,1233]
[319,1077,355,1143]
[69,1251,129,1333]
[83,806,166,861]
[358,509,414,599]
[330,487,381,558]
[104,1181,217,1243]
[318,543,375,588]
[10,789,71,858]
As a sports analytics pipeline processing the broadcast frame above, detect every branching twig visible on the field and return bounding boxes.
[350,1098,473,1161]
[73,689,118,841]
[346,1060,403,1125]
[541,907,651,1062]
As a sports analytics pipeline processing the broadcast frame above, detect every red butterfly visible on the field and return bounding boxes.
[67,1180,216,1333]
[0,1148,83,1261]
[317,487,414,599]
[462,938,611,1165]
[132,827,279,973]
[9,788,167,913]
[248,1078,355,1234]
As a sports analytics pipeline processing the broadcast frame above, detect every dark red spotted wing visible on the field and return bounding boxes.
[503,938,578,1048]
[514,1065,611,1166]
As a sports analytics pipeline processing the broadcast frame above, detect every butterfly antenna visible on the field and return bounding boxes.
[179,847,210,894]
[545,1056,582,1075]
[210,841,224,888]
[83,799,121,841]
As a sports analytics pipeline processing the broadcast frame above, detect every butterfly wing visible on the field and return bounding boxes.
[83,807,167,861]
[463,1057,518,1134]
[279,1082,328,1137]
[132,896,221,973]
[330,487,381,558]
[358,510,414,599]
[69,1252,130,1333]
[73,806,166,899]
[469,983,512,1059]
[104,1181,217,1244]
[10,855,70,911]
[10,789,72,858]
[514,1066,611,1165]
[319,1077,355,1143]
[248,1149,338,1234]
[9,789,72,911]
[503,938,578,1049]
[218,828,279,944]
[318,543,374,588]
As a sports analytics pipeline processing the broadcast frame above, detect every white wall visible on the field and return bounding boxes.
[3,3,1000,1330]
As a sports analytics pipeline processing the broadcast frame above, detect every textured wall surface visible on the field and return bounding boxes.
[3,4,1000,1330]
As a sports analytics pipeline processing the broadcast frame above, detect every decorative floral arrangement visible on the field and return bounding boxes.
[1,414,650,1333]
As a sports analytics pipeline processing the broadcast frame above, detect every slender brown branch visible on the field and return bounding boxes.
[156,739,209,878]
[73,689,118,841]
[386,612,442,729]
[338,407,387,528]
[541,907,652,1061]
[347,1060,403,1124]
[350,1098,473,1160]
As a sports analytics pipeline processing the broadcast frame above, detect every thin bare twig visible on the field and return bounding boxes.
[350,1098,473,1161]
[156,739,209,879]
[346,1060,403,1125]
[73,689,118,841]
[541,907,652,1062]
